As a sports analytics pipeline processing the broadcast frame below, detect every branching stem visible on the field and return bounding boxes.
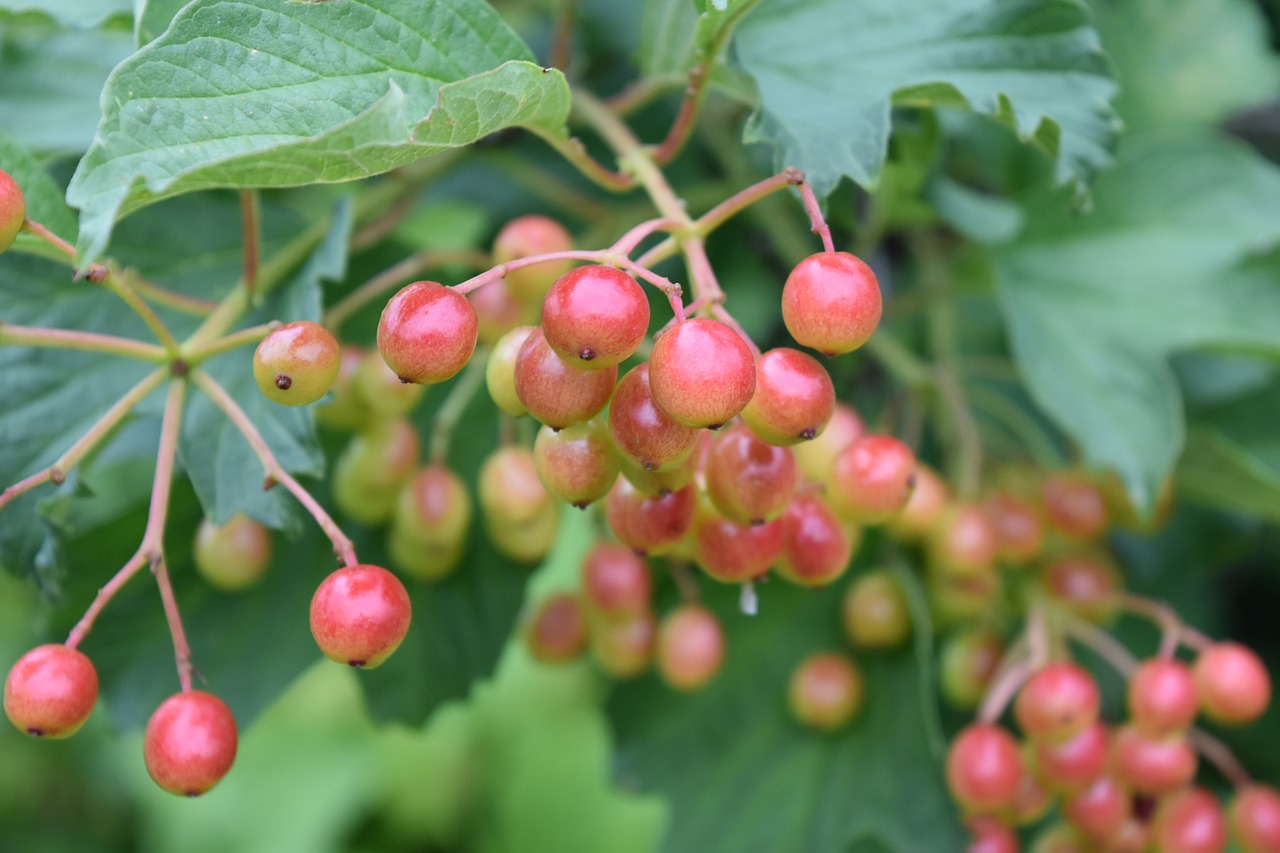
[0,322,168,363]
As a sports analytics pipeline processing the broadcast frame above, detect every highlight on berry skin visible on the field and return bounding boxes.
[252,320,341,406]
[309,564,412,669]
[4,644,99,739]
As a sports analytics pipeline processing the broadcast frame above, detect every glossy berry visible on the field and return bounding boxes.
[940,628,1005,710]
[354,347,426,417]
[774,493,857,588]
[967,816,1019,853]
[491,215,575,305]
[657,605,725,692]
[694,507,785,583]
[1011,768,1054,826]
[1063,774,1130,840]
[704,424,798,524]
[781,251,882,355]
[533,421,620,508]
[0,169,26,253]
[946,723,1024,812]
[741,348,836,445]
[826,434,917,524]
[604,478,697,556]
[1014,662,1100,743]
[143,690,237,796]
[1152,787,1227,853]
[332,417,421,525]
[1031,721,1108,791]
[648,318,756,429]
[310,564,412,668]
[581,542,651,617]
[618,449,698,497]
[541,265,650,369]
[1110,723,1197,795]
[1041,472,1108,541]
[929,503,1000,578]
[886,464,950,542]
[377,281,478,385]
[389,465,471,581]
[523,593,587,664]
[842,569,911,650]
[590,610,656,678]
[788,652,864,732]
[193,513,272,592]
[4,644,98,738]
[253,321,341,406]
[608,364,701,473]
[1231,785,1280,853]
[486,325,535,417]
[1193,642,1272,725]
[792,403,864,483]
[1128,658,1199,736]
[514,327,617,429]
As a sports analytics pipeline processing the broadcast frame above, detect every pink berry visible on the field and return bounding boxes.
[741,347,836,445]
[781,251,882,355]
[310,564,412,668]
[514,327,617,429]
[1128,657,1199,736]
[946,723,1024,813]
[1194,642,1272,725]
[0,168,25,253]
[648,318,756,429]
[1014,662,1101,743]
[540,265,650,369]
[4,644,98,738]
[143,690,238,796]
[377,281,478,385]
[1231,784,1280,853]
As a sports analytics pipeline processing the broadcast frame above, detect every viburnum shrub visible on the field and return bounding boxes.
[1,0,1278,849]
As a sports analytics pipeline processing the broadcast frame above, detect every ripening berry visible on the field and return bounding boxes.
[1041,555,1121,623]
[703,424,798,524]
[489,500,560,564]
[514,327,617,429]
[1030,721,1108,791]
[332,418,421,525]
[1193,642,1272,725]
[608,364,701,473]
[984,492,1044,565]
[479,445,553,526]
[533,420,620,508]
[826,434,917,524]
[842,569,911,650]
[523,593,587,664]
[928,570,1000,627]
[1231,785,1280,853]
[940,628,1005,710]
[781,251,882,355]
[193,513,272,592]
[792,402,864,483]
[315,345,369,430]
[1011,767,1054,826]
[788,653,864,732]
[388,465,471,581]
[618,450,698,497]
[946,723,1024,813]
[886,464,950,542]
[1152,787,1227,853]
[590,610,656,678]
[354,347,426,418]
[741,348,836,445]
[486,325,535,417]
[929,503,1000,578]
[0,169,26,253]
[143,690,237,796]
[541,265,650,369]
[1063,774,1130,840]
[310,564,412,668]
[1041,472,1108,541]
[967,816,1019,853]
[4,644,98,738]
[1014,662,1101,743]
[648,318,756,429]
[604,478,697,556]
[657,605,725,692]
[774,493,857,588]
[1127,658,1199,736]
[470,278,533,346]
[1110,723,1197,796]
[581,542,651,617]
[377,281,478,385]
[1030,824,1094,853]
[491,215,575,305]
[252,321,341,406]
[694,506,785,583]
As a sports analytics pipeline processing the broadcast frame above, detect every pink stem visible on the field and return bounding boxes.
[609,217,684,258]
[152,554,195,692]
[240,190,260,298]
[795,173,835,254]
[0,322,167,362]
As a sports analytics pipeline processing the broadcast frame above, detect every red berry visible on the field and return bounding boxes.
[703,423,798,524]
[540,265,650,369]
[1063,774,1130,840]
[604,478,697,556]
[618,449,699,497]
[657,605,725,691]
[194,513,272,592]
[1014,662,1101,743]
[826,434,916,524]
[967,816,1019,853]
[775,493,857,588]
[842,569,911,649]
[0,168,26,252]
[581,542,652,617]
[491,215,574,305]
[1041,472,1108,541]
[1128,657,1199,736]
[781,251,882,355]
[310,564,412,668]
[648,318,756,429]
[377,281,478,385]
[4,644,98,738]
[929,503,1000,578]
[514,327,617,429]
[788,652,864,732]
[1110,723,1197,795]
[1231,784,1280,853]
[608,363,701,473]
[143,690,237,796]
[693,507,785,583]
[1193,642,1272,725]
[887,463,951,542]
[741,347,836,445]
[253,320,341,406]
[1153,786,1227,853]
[793,402,865,482]
[1041,555,1121,622]
[1031,721,1108,791]
[946,723,1024,813]
[984,492,1045,565]
[523,593,587,664]
[533,420,620,508]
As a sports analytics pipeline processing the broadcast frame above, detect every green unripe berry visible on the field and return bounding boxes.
[0,169,26,253]
[388,465,472,581]
[193,513,272,592]
[253,321,341,406]
[842,569,911,650]
[332,418,421,525]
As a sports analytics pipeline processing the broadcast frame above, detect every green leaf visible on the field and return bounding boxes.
[67,0,571,264]
[0,0,132,28]
[1178,381,1280,523]
[610,568,964,853]
[1089,0,1280,132]
[134,0,189,45]
[0,20,135,155]
[639,0,759,104]
[994,131,1280,510]
[732,0,1119,197]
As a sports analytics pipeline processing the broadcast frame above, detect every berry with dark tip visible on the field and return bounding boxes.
[540,265,650,369]
[310,564,412,668]
[143,690,238,797]
[781,251,882,355]
[253,321,341,406]
[377,281,478,385]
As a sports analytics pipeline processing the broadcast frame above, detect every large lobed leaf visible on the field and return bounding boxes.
[994,131,1280,510]
[732,0,1119,197]
[67,0,571,263]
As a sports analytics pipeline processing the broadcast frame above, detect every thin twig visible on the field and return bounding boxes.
[183,321,280,366]
[240,190,261,298]
[0,322,168,363]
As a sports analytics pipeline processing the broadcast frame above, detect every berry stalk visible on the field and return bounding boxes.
[182,321,281,366]
[240,189,261,296]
